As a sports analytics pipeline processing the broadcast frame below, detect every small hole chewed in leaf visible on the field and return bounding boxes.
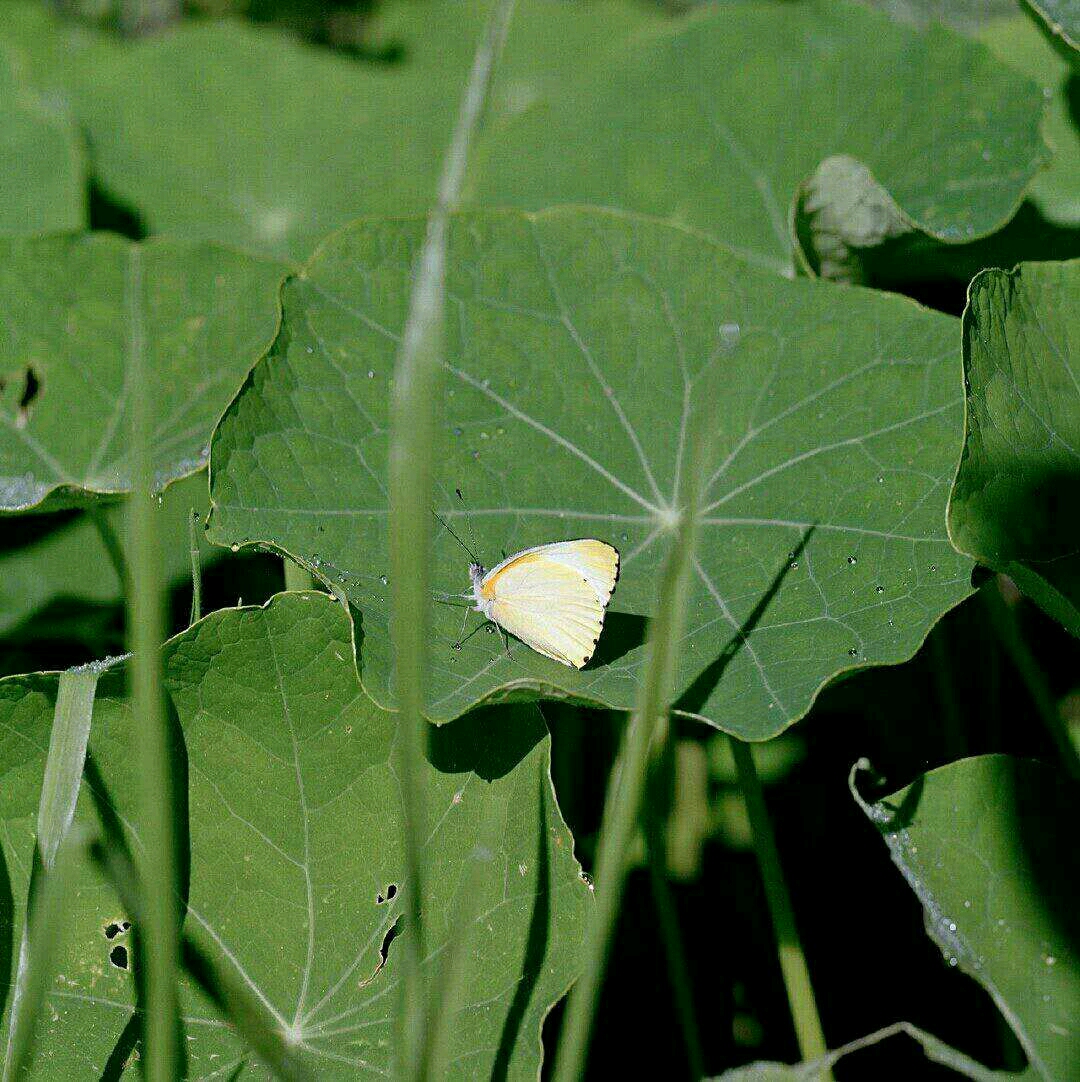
[375,882,398,905]
[108,945,129,970]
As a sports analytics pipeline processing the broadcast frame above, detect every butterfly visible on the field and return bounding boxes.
[467,540,620,668]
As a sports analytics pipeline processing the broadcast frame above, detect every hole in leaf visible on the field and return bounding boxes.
[10,366,41,428]
[104,921,124,940]
[375,882,398,905]
[379,918,401,967]
[109,944,129,969]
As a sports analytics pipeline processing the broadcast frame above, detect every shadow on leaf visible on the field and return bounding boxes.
[674,527,814,719]
[427,704,545,782]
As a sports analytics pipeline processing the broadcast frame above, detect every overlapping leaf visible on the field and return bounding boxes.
[1021,0,1080,51]
[948,260,1080,636]
[0,592,588,1079]
[208,208,973,738]
[0,235,286,512]
[0,472,210,640]
[0,1,1047,269]
[0,43,84,236]
[472,0,1049,276]
[981,16,1080,228]
[859,755,1080,1080]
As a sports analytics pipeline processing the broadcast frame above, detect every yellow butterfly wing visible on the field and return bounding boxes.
[481,540,619,668]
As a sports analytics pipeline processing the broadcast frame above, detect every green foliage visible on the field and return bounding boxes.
[948,260,1080,636]
[0,0,1075,1075]
[858,755,1080,1080]
[209,207,973,738]
[0,593,589,1079]
[0,235,286,512]
[0,46,84,236]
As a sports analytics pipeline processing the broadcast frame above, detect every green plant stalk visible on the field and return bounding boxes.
[127,247,181,1081]
[2,666,99,1082]
[283,558,315,592]
[386,1,515,1075]
[731,738,831,1077]
[983,578,1080,780]
[643,829,705,1080]
[189,508,203,624]
[3,835,80,1082]
[552,508,698,1082]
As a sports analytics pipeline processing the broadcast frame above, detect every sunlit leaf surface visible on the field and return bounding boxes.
[209,208,973,738]
[0,1,1047,268]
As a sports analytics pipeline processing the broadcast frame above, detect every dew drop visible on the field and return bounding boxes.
[486,624,496,634]
[620,533,629,542]
[367,369,375,379]
[480,431,489,440]
[847,555,857,566]
[472,450,480,460]
[1045,954,1057,966]
[848,647,859,657]
[481,377,491,389]
[930,564,937,572]
[230,543,240,553]
[877,475,885,484]
[789,561,798,570]
[305,346,313,354]
[453,426,463,436]
[875,585,885,595]
[380,575,389,586]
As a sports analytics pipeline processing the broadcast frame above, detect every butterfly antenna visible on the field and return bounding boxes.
[432,507,479,564]
[454,486,486,559]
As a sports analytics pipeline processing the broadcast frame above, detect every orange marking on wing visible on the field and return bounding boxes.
[479,551,545,600]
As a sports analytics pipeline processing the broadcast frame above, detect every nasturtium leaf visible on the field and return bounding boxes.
[472,0,1050,276]
[981,16,1080,228]
[858,755,1080,1080]
[0,592,588,1079]
[948,260,1080,636]
[208,208,973,739]
[0,1,1046,271]
[1021,0,1080,51]
[0,0,660,262]
[0,44,84,236]
[0,471,210,640]
[0,234,286,513]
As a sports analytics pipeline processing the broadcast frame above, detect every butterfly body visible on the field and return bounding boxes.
[468,540,619,669]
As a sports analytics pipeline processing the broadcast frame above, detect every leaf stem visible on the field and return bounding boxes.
[385,1,515,1077]
[643,819,705,1079]
[127,246,181,1082]
[189,508,202,625]
[731,737,831,1077]
[552,509,698,1082]
[983,578,1080,780]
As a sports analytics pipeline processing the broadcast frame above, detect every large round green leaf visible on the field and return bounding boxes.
[0,592,588,1078]
[948,260,1080,636]
[208,208,973,738]
[0,235,286,513]
[859,754,1080,1081]
[0,1,1047,269]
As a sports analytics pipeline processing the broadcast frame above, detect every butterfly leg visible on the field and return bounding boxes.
[451,605,472,650]
[498,624,514,663]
